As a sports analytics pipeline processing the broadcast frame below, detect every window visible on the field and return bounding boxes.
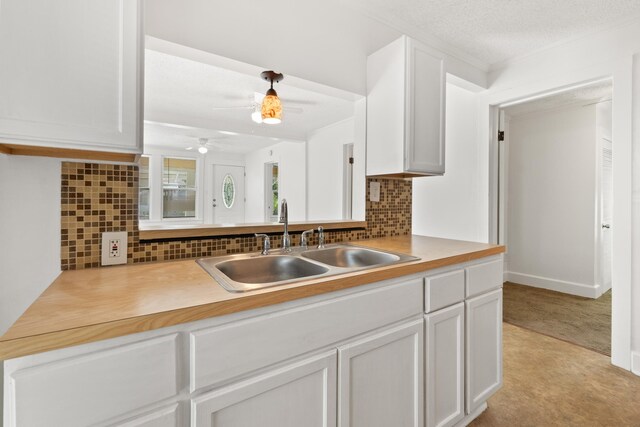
[162,157,197,218]
[222,174,235,208]
[138,156,150,220]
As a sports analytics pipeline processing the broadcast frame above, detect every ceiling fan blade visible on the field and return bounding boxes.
[283,106,303,114]
[279,98,318,106]
[211,105,253,110]
[186,147,194,150]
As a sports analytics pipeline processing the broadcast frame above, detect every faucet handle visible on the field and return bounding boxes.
[317,226,325,249]
[300,228,314,249]
[255,233,270,255]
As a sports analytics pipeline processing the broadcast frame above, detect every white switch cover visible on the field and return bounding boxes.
[101,231,128,266]
[369,181,381,202]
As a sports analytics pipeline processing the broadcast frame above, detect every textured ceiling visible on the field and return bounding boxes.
[352,0,640,65]
[503,80,612,117]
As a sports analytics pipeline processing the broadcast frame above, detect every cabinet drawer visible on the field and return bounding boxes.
[424,270,464,313]
[9,335,178,427]
[190,279,422,391]
[465,259,503,298]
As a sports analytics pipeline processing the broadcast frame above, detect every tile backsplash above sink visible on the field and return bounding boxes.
[61,162,412,270]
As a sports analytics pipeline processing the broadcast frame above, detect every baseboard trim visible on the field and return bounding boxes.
[632,352,640,376]
[505,271,599,298]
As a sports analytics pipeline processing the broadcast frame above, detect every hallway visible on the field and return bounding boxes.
[502,282,611,355]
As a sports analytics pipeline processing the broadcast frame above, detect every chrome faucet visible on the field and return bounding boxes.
[279,199,291,252]
[317,226,325,249]
[254,233,270,255]
[300,228,314,249]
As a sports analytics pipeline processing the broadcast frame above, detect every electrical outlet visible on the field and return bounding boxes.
[109,239,120,257]
[101,231,128,266]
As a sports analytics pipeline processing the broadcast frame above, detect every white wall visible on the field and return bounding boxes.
[477,18,640,370]
[412,83,484,241]
[0,155,61,337]
[632,53,640,376]
[505,105,598,297]
[244,141,306,223]
[307,118,354,220]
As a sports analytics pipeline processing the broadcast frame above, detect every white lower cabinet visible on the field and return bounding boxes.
[117,404,180,427]
[2,255,503,427]
[338,320,424,427]
[191,351,337,427]
[465,288,503,415]
[425,303,464,427]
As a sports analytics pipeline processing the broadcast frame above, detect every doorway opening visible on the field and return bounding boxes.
[264,162,279,222]
[495,80,613,356]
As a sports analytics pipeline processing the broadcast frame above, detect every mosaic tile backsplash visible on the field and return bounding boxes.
[61,162,412,270]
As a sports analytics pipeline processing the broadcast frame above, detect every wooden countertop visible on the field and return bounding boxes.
[0,235,504,360]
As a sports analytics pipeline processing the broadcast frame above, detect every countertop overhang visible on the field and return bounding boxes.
[0,235,505,360]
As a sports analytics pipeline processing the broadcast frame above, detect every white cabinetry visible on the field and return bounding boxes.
[192,351,337,427]
[425,303,464,427]
[4,334,178,427]
[2,255,503,427]
[0,0,143,155]
[423,257,503,427]
[465,288,503,415]
[338,320,423,427]
[366,35,445,177]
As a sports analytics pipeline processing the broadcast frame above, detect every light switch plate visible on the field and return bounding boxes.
[369,181,381,202]
[101,231,128,266]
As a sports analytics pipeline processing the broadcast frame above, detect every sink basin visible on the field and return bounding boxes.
[301,246,400,268]
[197,254,330,292]
[197,244,419,293]
[216,256,328,284]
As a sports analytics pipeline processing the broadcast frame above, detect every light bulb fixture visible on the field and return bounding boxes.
[260,71,283,125]
[197,138,208,154]
[251,104,263,123]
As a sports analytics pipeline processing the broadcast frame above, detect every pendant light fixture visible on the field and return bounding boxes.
[260,71,283,125]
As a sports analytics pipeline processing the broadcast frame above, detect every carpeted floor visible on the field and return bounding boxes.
[502,282,611,355]
[471,323,640,427]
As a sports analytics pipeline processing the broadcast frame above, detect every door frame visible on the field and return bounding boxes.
[486,71,632,370]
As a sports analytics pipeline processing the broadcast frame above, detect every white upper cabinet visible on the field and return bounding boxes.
[0,0,143,154]
[366,36,445,177]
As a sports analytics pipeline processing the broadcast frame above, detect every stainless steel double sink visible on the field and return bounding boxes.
[197,244,420,293]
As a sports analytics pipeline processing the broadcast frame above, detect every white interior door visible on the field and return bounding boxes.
[212,165,245,224]
[599,138,612,292]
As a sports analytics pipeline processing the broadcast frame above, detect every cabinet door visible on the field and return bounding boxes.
[425,303,464,427]
[405,38,445,175]
[0,0,142,153]
[465,289,503,414]
[191,351,337,427]
[338,319,423,427]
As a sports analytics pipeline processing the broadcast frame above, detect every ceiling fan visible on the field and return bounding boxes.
[185,138,228,154]
[212,92,305,123]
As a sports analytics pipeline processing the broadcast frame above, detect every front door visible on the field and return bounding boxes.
[212,165,245,224]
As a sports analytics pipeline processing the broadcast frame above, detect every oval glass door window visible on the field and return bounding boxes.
[222,174,235,209]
